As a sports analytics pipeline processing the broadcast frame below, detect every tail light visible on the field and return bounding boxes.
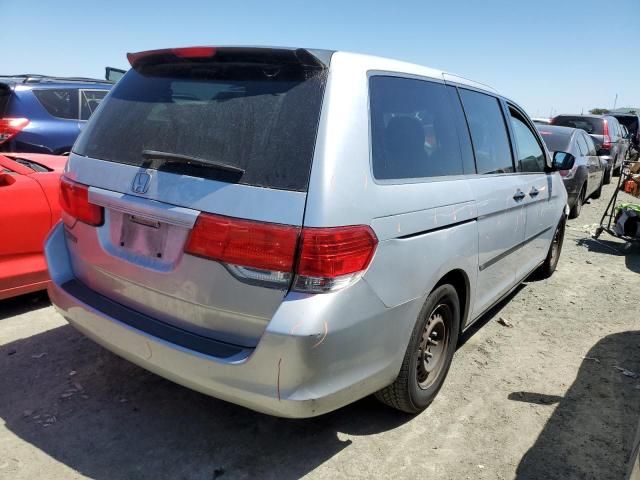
[185,213,299,287]
[59,176,103,226]
[602,120,612,150]
[294,226,378,293]
[185,214,378,293]
[0,118,29,144]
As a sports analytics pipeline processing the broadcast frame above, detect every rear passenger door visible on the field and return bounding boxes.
[505,104,555,279]
[457,88,527,318]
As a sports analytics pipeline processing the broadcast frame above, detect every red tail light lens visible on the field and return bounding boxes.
[59,176,103,226]
[602,120,612,149]
[0,118,29,144]
[297,226,378,277]
[184,215,379,293]
[185,213,300,272]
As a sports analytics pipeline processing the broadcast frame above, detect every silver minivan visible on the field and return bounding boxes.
[45,46,568,417]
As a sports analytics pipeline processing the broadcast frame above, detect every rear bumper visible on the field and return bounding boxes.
[45,222,413,417]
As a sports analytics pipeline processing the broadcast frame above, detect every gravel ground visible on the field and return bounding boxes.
[1,181,639,480]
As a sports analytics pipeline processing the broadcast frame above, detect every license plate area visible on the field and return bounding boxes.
[119,214,170,259]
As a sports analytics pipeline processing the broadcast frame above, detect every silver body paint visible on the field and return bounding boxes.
[45,49,567,417]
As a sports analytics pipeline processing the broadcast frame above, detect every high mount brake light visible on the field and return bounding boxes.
[59,176,103,226]
[127,47,217,67]
[184,214,378,293]
[0,118,29,144]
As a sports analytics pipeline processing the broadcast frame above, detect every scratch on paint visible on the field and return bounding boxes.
[312,321,328,348]
[277,358,282,401]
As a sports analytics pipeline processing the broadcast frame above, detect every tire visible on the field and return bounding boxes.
[375,284,460,414]
[569,185,585,219]
[536,215,566,279]
[591,179,603,199]
[603,167,611,185]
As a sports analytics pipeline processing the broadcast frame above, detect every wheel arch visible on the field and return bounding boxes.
[434,269,470,330]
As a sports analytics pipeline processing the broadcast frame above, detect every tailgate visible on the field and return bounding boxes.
[63,47,329,347]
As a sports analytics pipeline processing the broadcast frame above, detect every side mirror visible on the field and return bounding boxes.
[552,151,575,171]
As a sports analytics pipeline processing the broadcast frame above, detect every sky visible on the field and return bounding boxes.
[3,0,639,117]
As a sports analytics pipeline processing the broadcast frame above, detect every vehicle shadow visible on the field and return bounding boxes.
[0,291,51,321]
[0,324,412,480]
[575,237,640,273]
[513,330,640,479]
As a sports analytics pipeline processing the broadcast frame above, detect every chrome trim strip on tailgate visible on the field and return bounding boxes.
[89,187,199,228]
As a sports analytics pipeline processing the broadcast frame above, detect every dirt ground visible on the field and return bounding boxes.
[1,181,639,480]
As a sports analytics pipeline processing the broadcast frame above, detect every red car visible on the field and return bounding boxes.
[0,153,66,300]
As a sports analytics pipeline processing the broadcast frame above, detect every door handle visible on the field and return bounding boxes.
[529,187,539,197]
[513,190,526,201]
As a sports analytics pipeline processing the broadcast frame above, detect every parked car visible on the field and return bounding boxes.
[0,153,66,300]
[531,117,551,125]
[45,46,568,417]
[551,114,627,180]
[0,75,113,155]
[538,125,604,218]
[610,113,640,148]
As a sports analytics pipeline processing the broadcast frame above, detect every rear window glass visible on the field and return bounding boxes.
[73,61,327,191]
[33,89,79,119]
[552,116,603,135]
[538,130,571,153]
[369,76,465,180]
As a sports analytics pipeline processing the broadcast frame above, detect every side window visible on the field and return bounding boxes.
[583,133,597,155]
[370,76,465,180]
[33,89,79,120]
[446,86,476,174]
[508,108,546,172]
[459,89,513,174]
[576,134,589,156]
[80,90,108,120]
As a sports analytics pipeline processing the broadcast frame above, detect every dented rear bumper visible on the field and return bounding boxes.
[45,222,412,417]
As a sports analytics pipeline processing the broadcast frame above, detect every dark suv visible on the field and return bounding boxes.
[551,114,628,181]
[0,75,112,154]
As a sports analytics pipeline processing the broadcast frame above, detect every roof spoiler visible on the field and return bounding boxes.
[126,46,332,70]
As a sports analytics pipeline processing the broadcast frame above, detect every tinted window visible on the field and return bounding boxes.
[538,129,571,153]
[459,89,513,174]
[552,116,603,135]
[509,109,546,172]
[74,61,327,191]
[576,133,589,156]
[370,76,465,180]
[447,86,476,174]
[80,90,108,120]
[33,89,79,119]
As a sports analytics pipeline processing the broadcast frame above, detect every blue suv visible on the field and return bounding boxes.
[0,75,112,154]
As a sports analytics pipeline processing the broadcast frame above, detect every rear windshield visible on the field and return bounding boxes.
[538,130,571,152]
[73,60,327,191]
[552,116,603,135]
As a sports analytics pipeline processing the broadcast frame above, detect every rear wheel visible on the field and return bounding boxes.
[536,215,566,279]
[375,284,460,414]
[569,185,585,219]
[603,167,612,185]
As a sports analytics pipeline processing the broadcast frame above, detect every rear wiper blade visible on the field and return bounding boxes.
[141,150,245,175]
